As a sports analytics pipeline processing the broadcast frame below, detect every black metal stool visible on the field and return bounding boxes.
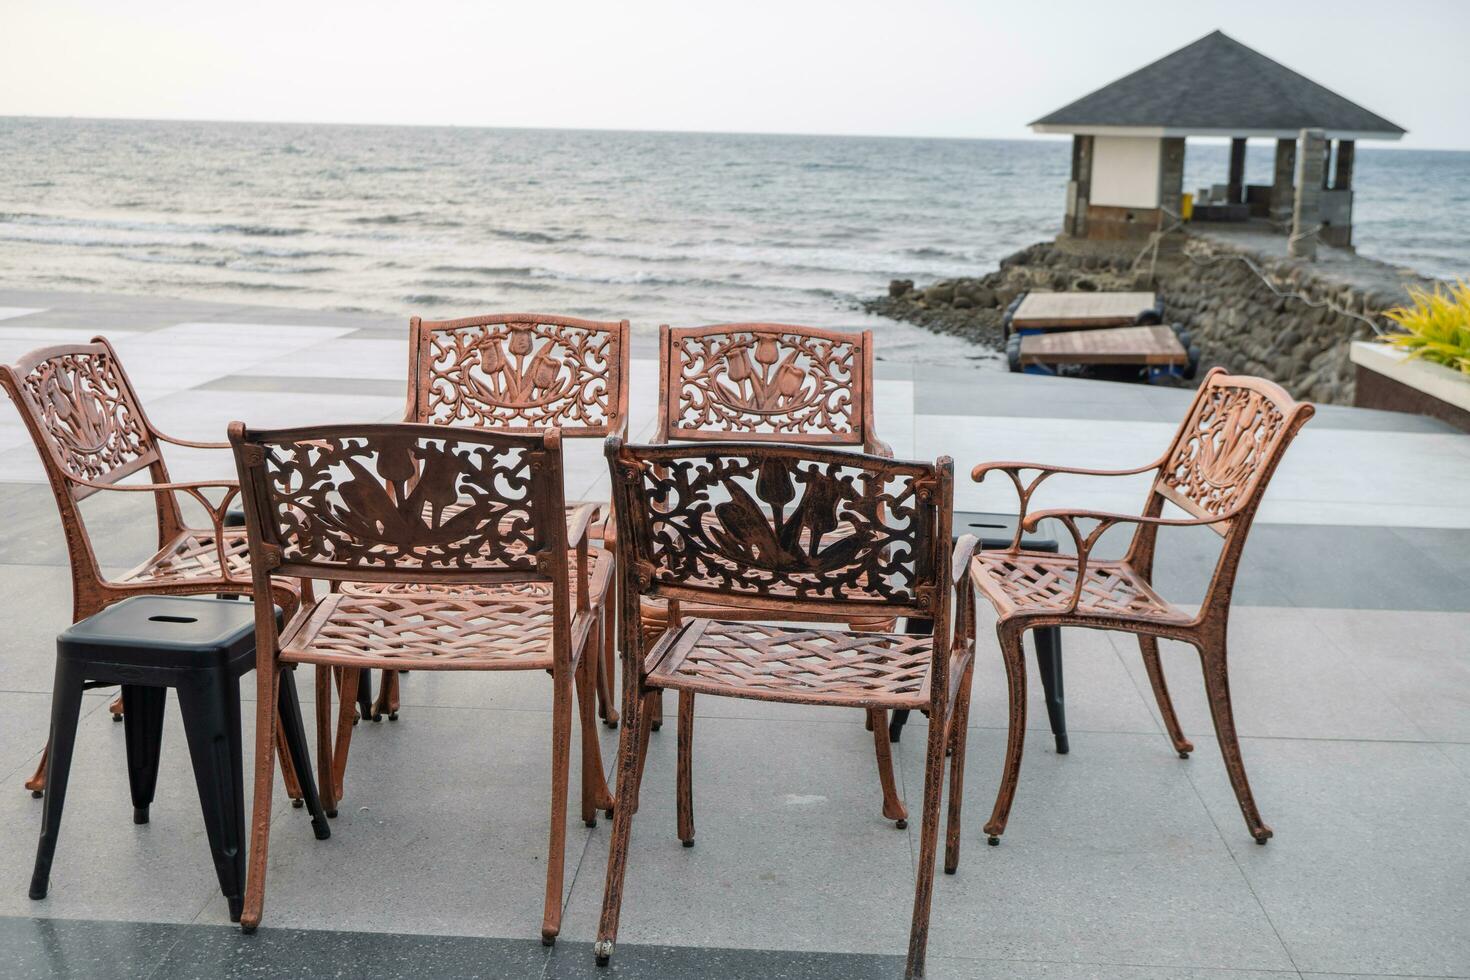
[30,595,329,922]
[891,512,1069,754]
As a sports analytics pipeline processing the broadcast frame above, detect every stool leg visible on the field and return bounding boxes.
[1033,627,1069,755]
[174,669,247,923]
[30,658,86,900]
[357,668,375,724]
[277,670,330,841]
[121,685,168,824]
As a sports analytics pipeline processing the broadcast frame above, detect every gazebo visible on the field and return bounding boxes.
[1032,30,1405,249]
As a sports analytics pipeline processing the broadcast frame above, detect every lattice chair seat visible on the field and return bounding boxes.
[645,619,938,710]
[116,528,253,586]
[971,550,1185,622]
[341,548,612,606]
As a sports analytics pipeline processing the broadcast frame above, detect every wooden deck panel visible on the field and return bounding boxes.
[1011,291,1158,329]
[1020,325,1188,366]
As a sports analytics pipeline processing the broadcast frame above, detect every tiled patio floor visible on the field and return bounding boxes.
[0,290,1465,979]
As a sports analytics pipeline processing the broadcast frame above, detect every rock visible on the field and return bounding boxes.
[888,279,913,298]
[925,282,955,305]
[952,296,974,309]
[973,287,997,308]
[1074,278,1098,292]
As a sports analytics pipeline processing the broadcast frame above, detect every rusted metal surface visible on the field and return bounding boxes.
[969,368,1314,844]
[1020,325,1188,367]
[1010,291,1158,329]
[0,339,302,798]
[596,439,976,979]
[229,423,613,942]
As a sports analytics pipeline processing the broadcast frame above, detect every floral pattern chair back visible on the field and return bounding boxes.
[657,324,887,454]
[232,423,568,590]
[609,439,950,622]
[406,314,630,437]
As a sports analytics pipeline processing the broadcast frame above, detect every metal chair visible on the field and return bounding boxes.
[229,423,613,942]
[969,368,1314,844]
[0,338,305,800]
[596,439,976,979]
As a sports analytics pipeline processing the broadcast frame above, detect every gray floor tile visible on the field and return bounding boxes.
[1185,737,1470,977]
[560,715,917,955]
[0,916,189,980]
[928,959,1301,979]
[546,941,903,979]
[197,374,407,398]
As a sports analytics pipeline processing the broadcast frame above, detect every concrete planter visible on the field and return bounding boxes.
[1350,340,1470,432]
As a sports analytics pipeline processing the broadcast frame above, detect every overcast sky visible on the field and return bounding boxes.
[3,0,1466,149]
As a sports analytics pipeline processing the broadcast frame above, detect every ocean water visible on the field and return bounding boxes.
[1,117,1465,357]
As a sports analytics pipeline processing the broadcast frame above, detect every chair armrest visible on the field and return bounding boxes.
[565,502,600,548]
[152,430,232,450]
[77,478,246,585]
[970,457,1164,548]
[951,533,978,586]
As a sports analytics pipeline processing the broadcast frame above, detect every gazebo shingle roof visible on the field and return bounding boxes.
[1031,31,1404,139]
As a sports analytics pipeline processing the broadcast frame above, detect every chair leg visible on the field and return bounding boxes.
[29,658,86,900]
[649,690,663,732]
[904,690,950,979]
[676,691,695,846]
[240,664,281,932]
[371,668,399,722]
[869,708,909,827]
[540,671,575,945]
[109,693,124,721]
[314,665,339,818]
[275,717,305,807]
[594,678,646,967]
[890,616,934,744]
[983,623,1028,845]
[330,668,361,803]
[598,597,619,728]
[24,746,48,797]
[121,685,168,824]
[1139,636,1193,758]
[1033,627,1069,755]
[1196,638,1272,843]
[576,650,614,827]
[277,670,331,841]
[944,663,975,875]
[174,667,248,923]
[357,667,376,723]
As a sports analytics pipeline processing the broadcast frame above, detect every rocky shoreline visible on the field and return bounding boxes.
[863,234,1435,405]
[861,242,1146,352]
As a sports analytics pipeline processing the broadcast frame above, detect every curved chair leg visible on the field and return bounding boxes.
[239,665,281,932]
[371,668,399,722]
[944,662,975,874]
[329,669,361,803]
[541,671,575,945]
[1196,638,1272,844]
[630,691,656,815]
[25,746,49,797]
[868,708,908,827]
[275,716,305,806]
[314,665,339,818]
[676,691,695,846]
[904,688,950,979]
[594,678,647,966]
[598,596,620,728]
[983,622,1027,845]
[576,648,615,827]
[1139,635,1193,758]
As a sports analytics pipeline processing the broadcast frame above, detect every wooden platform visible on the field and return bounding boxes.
[1020,325,1188,367]
[1011,291,1158,329]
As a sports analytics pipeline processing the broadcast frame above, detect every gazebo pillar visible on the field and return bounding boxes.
[1321,139,1356,249]
[1227,137,1247,203]
[1289,128,1326,259]
[1065,135,1093,236]
[1334,140,1355,189]
[1158,137,1186,225]
[1270,137,1296,222]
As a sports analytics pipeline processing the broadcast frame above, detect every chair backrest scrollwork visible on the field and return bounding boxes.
[607,439,950,622]
[657,324,877,447]
[406,314,630,436]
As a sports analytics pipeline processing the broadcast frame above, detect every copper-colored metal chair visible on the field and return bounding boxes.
[396,312,630,728]
[596,439,975,979]
[0,339,305,800]
[647,323,913,809]
[229,422,613,942]
[970,368,1314,844]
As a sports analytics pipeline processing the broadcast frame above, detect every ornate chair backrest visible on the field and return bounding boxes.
[231,423,573,660]
[607,439,952,630]
[1135,368,1314,611]
[0,338,179,579]
[405,314,630,437]
[657,324,878,447]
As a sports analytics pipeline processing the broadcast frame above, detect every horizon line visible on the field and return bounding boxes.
[1,113,1463,151]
